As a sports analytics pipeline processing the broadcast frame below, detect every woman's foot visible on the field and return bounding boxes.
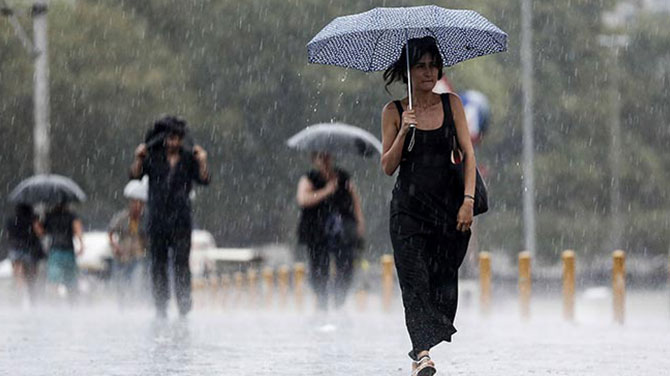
[411,355,437,376]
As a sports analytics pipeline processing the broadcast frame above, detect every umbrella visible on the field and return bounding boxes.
[286,123,383,158]
[8,174,86,205]
[307,5,507,109]
[123,177,148,202]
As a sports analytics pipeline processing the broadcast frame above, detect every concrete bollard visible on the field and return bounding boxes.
[262,267,274,309]
[381,254,394,312]
[247,268,258,308]
[277,265,290,308]
[294,263,305,310]
[613,250,626,325]
[562,250,576,321]
[479,252,491,316]
[518,251,532,320]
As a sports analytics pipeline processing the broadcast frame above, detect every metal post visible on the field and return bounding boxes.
[247,268,258,308]
[520,0,537,257]
[479,252,492,316]
[381,254,394,312]
[518,251,532,320]
[1,1,49,174]
[612,250,626,324]
[607,44,624,252]
[277,265,289,308]
[32,1,51,174]
[562,250,575,321]
[262,267,274,309]
[293,263,305,310]
[233,271,244,308]
[356,259,370,312]
[220,273,231,309]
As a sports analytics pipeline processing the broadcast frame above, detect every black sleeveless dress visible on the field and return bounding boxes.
[389,94,471,360]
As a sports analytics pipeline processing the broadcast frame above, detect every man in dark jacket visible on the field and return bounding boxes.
[130,116,210,317]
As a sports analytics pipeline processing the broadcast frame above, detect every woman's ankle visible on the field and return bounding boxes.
[416,350,430,360]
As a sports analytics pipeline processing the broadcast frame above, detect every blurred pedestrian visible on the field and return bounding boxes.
[296,152,365,311]
[3,204,45,303]
[130,115,210,318]
[380,37,477,375]
[108,197,147,307]
[44,202,84,300]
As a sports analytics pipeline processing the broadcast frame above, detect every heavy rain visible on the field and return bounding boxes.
[0,1,669,375]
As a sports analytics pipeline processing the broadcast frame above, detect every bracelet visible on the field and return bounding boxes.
[464,194,475,201]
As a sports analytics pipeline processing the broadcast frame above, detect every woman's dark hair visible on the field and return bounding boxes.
[157,115,187,138]
[383,36,443,93]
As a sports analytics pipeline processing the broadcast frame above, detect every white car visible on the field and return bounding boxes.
[79,229,222,277]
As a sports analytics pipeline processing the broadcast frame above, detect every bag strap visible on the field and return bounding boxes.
[393,100,404,132]
[393,100,404,117]
[441,93,461,150]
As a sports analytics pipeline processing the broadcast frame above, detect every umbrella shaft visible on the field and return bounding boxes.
[406,35,413,110]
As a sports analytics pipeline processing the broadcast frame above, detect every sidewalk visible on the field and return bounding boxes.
[0,290,668,375]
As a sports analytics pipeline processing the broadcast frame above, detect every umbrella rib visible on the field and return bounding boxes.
[367,30,385,71]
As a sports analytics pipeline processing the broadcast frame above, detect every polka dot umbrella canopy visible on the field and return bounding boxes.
[307,5,507,149]
[308,6,507,72]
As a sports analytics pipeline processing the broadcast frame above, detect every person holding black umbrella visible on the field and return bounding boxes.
[4,204,44,303]
[296,152,365,311]
[381,37,477,376]
[130,116,210,318]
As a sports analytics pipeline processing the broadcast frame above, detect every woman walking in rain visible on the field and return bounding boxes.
[296,152,365,311]
[4,204,44,304]
[44,202,84,300]
[381,37,477,376]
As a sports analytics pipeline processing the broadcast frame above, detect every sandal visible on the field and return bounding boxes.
[411,355,437,376]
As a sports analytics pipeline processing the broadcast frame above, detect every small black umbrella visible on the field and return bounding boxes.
[8,174,86,205]
[286,123,383,158]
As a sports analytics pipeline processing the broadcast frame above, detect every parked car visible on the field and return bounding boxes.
[79,229,263,279]
[190,230,263,277]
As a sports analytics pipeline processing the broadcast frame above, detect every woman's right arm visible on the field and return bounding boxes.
[380,102,413,176]
[296,176,336,208]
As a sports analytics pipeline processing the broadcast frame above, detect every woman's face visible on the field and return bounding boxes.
[409,53,440,92]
